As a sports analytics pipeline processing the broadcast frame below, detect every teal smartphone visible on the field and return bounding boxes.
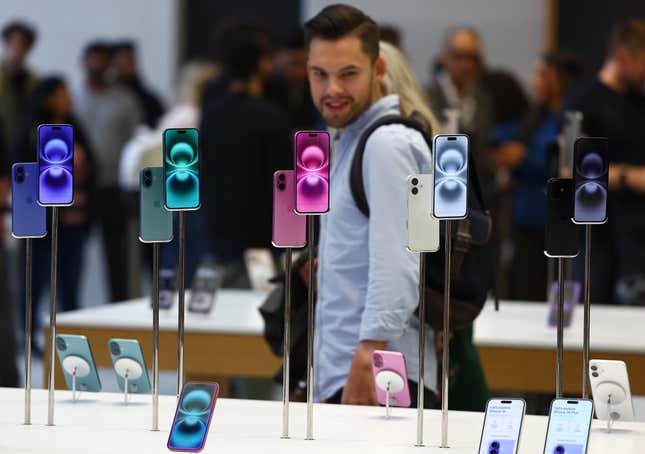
[108,338,151,394]
[163,128,200,211]
[140,167,173,242]
[55,334,102,392]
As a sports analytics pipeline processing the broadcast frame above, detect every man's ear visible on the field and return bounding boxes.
[374,56,387,81]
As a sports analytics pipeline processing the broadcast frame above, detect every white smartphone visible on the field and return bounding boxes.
[478,398,526,454]
[407,174,440,252]
[543,399,593,454]
[589,359,634,422]
[244,248,277,291]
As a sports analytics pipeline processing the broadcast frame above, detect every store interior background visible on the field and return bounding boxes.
[1,0,645,412]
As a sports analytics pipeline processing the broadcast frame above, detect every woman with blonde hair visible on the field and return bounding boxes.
[379,41,441,137]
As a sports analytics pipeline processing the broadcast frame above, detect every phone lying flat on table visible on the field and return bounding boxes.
[478,398,526,454]
[167,382,219,452]
[543,399,593,454]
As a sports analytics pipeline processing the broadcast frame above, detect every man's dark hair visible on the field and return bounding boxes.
[2,20,37,47]
[211,18,272,80]
[609,18,645,56]
[543,50,583,94]
[112,40,136,54]
[304,4,380,62]
[83,40,113,58]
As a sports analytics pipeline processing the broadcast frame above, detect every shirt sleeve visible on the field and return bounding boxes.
[359,125,425,341]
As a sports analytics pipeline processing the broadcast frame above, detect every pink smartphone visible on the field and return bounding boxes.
[294,130,330,214]
[272,170,306,248]
[371,350,411,407]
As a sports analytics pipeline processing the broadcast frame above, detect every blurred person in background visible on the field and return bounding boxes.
[427,27,495,206]
[266,27,320,131]
[112,41,164,129]
[12,76,96,353]
[492,52,581,301]
[201,19,291,287]
[379,24,402,49]
[74,41,142,302]
[566,19,645,305]
[0,21,38,144]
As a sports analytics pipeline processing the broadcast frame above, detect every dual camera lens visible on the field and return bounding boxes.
[15,166,24,183]
[277,173,286,191]
[411,177,419,195]
[143,170,152,187]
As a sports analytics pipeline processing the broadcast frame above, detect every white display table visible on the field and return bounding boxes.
[2,388,645,453]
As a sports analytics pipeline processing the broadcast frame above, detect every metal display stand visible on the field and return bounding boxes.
[305,216,315,441]
[416,252,427,447]
[61,355,90,403]
[282,248,293,439]
[582,225,592,399]
[177,211,186,397]
[24,238,33,425]
[441,220,453,448]
[152,242,160,430]
[114,357,144,405]
[556,258,565,398]
[374,370,405,420]
[47,207,59,426]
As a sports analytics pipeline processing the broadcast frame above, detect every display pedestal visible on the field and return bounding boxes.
[416,252,427,446]
[24,238,33,425]
[305,216,315,441]
[151,242,160,430]
[582,225,592,398]
[61,355,90,402]
[282,248,293,439]
[177,212,186,397]
[556,258,565,398]
[47,207,59,425]
[375,370,404,420]
[441,220,453,448]
[114,358,143,405]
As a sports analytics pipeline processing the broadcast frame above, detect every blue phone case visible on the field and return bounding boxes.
[108,338,151,394]
[11,163,47,238]
[55,334,102,392]
[139,167,173,242]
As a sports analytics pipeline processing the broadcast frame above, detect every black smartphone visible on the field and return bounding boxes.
[573,137,608,224]
[544,178,579,258]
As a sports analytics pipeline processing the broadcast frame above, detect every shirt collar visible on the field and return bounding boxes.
[342,94,400,138]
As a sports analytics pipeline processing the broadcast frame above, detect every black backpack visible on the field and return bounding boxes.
[350,114,496,330]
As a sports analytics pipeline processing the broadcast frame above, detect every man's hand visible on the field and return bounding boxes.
[341,340,387,405]
[625,166,645,193]
[491,141,526,169]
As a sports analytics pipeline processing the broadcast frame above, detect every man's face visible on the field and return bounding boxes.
[4,32,31,68]
[307,35,382,129]
[112,49,136,79]
[532,59,560,105]
[442,30,482,91]
[618,47,645,91]
[84,51,111,81]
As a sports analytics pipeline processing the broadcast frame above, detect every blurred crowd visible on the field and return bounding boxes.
[0,14,644,388]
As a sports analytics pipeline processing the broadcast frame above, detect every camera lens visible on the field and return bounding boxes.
[278,183,285,191]
[16,175,24,183]
[144,170,152,178]
[278,174,285,181]
[591,365,597,371]
[411,187,418,195]
[109,342,121,356]
[55,337,67,351]
[411,178,419,186]
[592,372,599,377]
[490,450,498,454]
[16,166,24,174]
[373,354,383,368]
[491,442,500,448]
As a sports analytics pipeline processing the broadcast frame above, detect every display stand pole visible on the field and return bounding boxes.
[177,212,186,397]
[24,238,33,425]
[416,252,427,447]
[282,248,293,439]
[441,220,453,449]
[546,257,554,300]
[606,395,615,433]
[556,258,565,398]
[71,367,77,402]
[47,207,59,426]
[124,372,129,405]
[305,216,315,441]
[582,225,591,399]
[152,242,160,431]
[385,384,391,419]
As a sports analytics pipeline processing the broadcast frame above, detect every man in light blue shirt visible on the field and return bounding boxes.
[304,4,436,405]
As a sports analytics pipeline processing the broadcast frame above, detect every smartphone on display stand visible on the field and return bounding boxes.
[478,398,526,454]
[108,338,151,394]
[163,128,200,211]
[55,334,101,393]
[244,248,276,291]
[547,281,581,327]
[139,166,173,243]
[432,134,469,219]
[544,179,579,258]
[188,263,224,314]
[272,170,306,248]
[11,163,46,238]
[573,137,608,224]
[167,382,219,452]
[589,359,634,422]
[543,399,593,454]
[407,174,440,252]
[294,131,330,214]
[371,350,411,408]
[37,124,74,206]
[158,267,177,309]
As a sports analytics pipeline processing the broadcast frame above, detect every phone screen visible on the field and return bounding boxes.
[573,138,608,224]
[38,124,74,206]
[167,382,219,451]
[163,128,200,210]
[294,131,330,214]
[544,399,593,454]
[433,134,468,219]
[479,399,525,454]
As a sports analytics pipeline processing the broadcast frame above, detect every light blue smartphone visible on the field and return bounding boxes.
[55,334,101,392]
[108,338,151,394]
[433,134,469,219]
[11,162,47,238]
[140,167,173,242]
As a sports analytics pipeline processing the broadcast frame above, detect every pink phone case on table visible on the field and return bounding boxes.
[272,170,306,248]
[371,350,411,408]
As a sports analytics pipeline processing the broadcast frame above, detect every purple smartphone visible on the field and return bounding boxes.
[371,350,411,408]
[37,124,74,206]
[272,170,306,248]
[167,382,219,452]
[294,131,330,214]
[548,280,582,328]
[11,163,47,238]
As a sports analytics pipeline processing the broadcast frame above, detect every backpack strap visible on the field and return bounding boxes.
[349,114,433,218]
